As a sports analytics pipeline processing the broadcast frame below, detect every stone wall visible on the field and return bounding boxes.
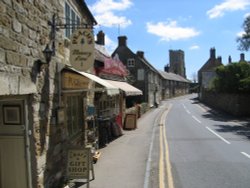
[200,91,250,117]
[0,0,69,187]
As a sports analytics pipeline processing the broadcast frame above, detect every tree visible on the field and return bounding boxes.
[237,15,250,51]
[212,62,250,93]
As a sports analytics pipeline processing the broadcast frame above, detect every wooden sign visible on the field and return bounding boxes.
[62,71,89,90]
[124,113,137,129]
[67,148,91,179]
[70,29,94,72]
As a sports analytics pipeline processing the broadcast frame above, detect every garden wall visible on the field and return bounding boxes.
[200,91,250,117]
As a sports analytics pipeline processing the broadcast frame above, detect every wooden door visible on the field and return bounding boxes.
[0,100,29,188]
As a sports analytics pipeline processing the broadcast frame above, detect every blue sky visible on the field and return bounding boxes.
[85,0,250,80]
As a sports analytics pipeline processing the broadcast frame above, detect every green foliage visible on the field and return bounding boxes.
[212,62,250,93]
[237,15,250,51]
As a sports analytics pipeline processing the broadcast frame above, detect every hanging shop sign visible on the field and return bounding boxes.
[70,28,94,72]
[62,71,89,90]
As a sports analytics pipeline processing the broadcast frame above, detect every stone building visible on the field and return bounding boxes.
[159,70,190,99]
[0,1,98,187]
[168,49,186,78]
[198,48,223,90]
[112,36,161,107]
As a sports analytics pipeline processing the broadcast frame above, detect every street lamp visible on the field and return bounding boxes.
[42,44,53,64]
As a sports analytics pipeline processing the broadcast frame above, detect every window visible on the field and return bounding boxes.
[66,95,83,137]
[137,69,144,80]
[65,2,81,38]
[127,58,135,67]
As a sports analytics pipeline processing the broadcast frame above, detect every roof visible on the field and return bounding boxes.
[95,44,110,62]
[78,1,97,26]
[158,70,190,83]
[198,58,223,73]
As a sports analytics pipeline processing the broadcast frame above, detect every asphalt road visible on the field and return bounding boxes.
[165,94,250,188]
[73,94,250,188]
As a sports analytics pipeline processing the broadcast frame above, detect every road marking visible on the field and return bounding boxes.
[182,104,186,109]
[192,115,201,124]
[206,127,231,144]
[241,152,250,159]
[186,110,191,114]
[144,107,159,188]
[159,104,174,188]
[159,122,165,188]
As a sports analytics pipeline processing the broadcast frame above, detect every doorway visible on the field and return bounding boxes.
[0,99,30,188]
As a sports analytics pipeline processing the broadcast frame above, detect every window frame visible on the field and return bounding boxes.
[127,58,135,67]
[66,95,83,138]
[65,1,81,39]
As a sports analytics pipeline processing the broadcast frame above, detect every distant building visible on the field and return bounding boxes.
[168,50,186,78]
[112,36,161,107]
[198,47,223,98]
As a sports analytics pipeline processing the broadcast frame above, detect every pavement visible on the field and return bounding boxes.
[66,107,162,188]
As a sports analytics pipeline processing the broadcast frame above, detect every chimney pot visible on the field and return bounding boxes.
[118,36,127,46]
[240,53,245,62]
[96,30,105,45]
[210,48,216,59]
[137,51,144,58]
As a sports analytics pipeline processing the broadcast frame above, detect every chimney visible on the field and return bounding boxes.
[240,53,245,62]
[228,55,232,64]
[217,56,222,63]
[164,64,170,72]
[96,30,105,45]
[210,48,216,59]
[118,36,127,47]
[137,51,144,58]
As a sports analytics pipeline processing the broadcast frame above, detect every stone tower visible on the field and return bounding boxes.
[169,50,186,78]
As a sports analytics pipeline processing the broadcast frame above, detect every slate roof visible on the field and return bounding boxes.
[158,70,190,83]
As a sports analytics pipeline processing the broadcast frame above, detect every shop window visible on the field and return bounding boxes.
[127,58,135,67]
[66,96,83,137]
[65,2,81,38]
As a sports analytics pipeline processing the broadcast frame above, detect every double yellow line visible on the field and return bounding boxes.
[159,104,174,188]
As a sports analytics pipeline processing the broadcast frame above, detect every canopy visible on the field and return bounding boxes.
[79,71,120,96]
[106,80,143,96]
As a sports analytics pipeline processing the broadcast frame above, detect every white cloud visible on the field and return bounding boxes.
[207,0,250,19]
[89,0,133,28]
[105,34,117,53]
[244,12,250,18]
[146,20,200,41]
[94,11,132,28]
[189,45,200,50]
[237,31,246,37]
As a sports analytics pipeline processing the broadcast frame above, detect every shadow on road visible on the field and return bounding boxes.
[190,96,250,141]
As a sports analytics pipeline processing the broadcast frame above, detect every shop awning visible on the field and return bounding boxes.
[79,71,120,96]
[62,67,119,96]
[106,80,143,96]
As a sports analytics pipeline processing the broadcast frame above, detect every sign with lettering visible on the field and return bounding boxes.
[67,148,91,179]
[62,71,89,90]
[70,28,94,72]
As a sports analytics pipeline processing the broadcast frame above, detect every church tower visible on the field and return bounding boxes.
[169,50,186,78]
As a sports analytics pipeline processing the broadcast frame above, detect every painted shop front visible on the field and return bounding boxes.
[61,67,120,150]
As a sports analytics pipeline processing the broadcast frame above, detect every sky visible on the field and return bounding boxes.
[85,0,250,80]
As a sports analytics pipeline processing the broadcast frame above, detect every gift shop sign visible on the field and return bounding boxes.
[70,29,94,72]
[67,148,91,179]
